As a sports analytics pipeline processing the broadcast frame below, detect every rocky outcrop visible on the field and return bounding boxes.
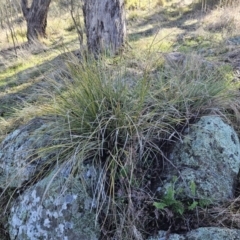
[0,118,58,188]
[0,117,100,240]
[149,227,240,240]
[158,116,240,202]
[8,165,100,240]
[2,115,240,239]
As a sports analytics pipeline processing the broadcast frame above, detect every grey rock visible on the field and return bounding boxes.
[0,118,58,188]
[227,36,240,46]
[148,230,184,240]
[159,116,240,202]
[149,227,240,240]
[8,165,100,240]
[186,227,240,240]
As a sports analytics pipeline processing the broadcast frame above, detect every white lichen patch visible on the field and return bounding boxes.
[0,119,57,188]
[8,167,100,240]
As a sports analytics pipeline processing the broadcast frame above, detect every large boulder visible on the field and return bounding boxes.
[158,116,240,202]
[8,164,100,240]
[149,227,240,240]
[0,118,58,188]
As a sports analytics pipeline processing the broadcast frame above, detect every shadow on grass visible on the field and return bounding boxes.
[0,51,71,118]
[127,1,226,50]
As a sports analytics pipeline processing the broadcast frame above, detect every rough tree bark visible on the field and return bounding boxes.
[83,0,126,56]
[21,0,51,43]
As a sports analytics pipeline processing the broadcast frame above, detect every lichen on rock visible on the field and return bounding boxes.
[159,116,240,202]
[0,118,58,188]
[149,227,240,240]
[8,165,100,240]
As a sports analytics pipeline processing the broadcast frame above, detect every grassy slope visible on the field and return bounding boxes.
[0,1,239,136]
[1,1,240,239]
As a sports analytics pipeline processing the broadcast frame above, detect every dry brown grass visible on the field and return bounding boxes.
[125,0,165,10]
[203,1,240,37]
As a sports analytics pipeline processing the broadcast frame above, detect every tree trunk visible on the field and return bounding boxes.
[21,0,51,43]
[83,0,126,56]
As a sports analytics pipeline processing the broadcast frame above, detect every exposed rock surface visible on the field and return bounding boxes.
[158,116,240,202]
[8,165,100,240]
[0,118,57,188]
[149,227,240,240]
[3,115,240,239]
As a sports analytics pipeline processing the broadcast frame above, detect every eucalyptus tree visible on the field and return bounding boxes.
[21,0,52,43]
[83,0,126,56]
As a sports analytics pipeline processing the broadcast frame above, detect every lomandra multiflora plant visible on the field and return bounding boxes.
[37,52,240,239]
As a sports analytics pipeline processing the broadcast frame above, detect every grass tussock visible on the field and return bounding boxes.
[1,0,240,238]
[32,51,240,238]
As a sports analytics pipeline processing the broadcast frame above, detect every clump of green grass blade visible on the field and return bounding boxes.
[39,53,240,238]
[44,59,146,157]
[151,58,236,120]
